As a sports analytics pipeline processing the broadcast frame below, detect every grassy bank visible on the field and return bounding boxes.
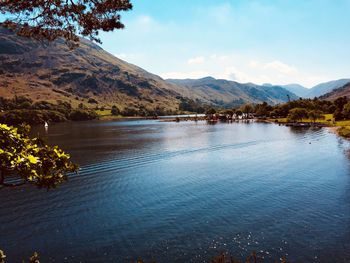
[268,113,350,139]
[268,114,334,125]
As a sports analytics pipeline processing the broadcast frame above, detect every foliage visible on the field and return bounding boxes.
[287,108,308,122]
[87,98,98,104]
[206,108,216,115]
[29,252,40,263]
[308,110,324,123]
[342,102,350,119]
[121,107,139,116]
[0,0,132,47]
[248,97,349,123]
[338,126,350,138]
[254,102,272,117]
[0,109,67,125]
[179,98,206,113]
[111,105,120,116]
[0,124,78,189]
[235,110,243,116]
[240,104,254,114]
[0,96,98,124]
[69,109,98,121]
[0,249,40,263]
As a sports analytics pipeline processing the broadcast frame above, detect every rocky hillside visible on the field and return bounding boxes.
[0,27,188,112]
[320,81,350,100]
[168,77,298,107]
[0,26,299,110]
[306,79,350,98]
[281,84,309,98]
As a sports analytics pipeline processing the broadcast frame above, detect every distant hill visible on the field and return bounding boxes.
[0,27,301,110]
[306,79,350,98]
[0,26,187,112]
[281,84,309,98]
[167,77,298,107]
[320,81,350,100]
[263,80,350,99]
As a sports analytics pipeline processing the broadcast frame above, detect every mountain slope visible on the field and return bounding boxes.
[320,82,350,100]
[282,84,309,98]
[306,79,350,98]
[0,26,187,112]
[0,27,300,110]
[167,77,298,107]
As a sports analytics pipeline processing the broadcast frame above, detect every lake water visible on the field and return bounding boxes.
[0,120,350,262]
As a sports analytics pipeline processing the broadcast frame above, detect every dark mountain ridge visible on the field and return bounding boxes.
[167,77,298,107]
[320,81,350,100]
[306,79,350,98]
[0,27,301,110]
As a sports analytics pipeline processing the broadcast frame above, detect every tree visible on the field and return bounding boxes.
[0,124,78,189]
[254,102,272,117]
[334,109,344,121]
[111,105,120,116]
[0,0,133,47]
[235,110,243,116]
[206,108,216,115]
[334,96,348,111]
[287,108,308,122]
[240,104,253,118]
[342,102,350,119]
[308,110,324,123]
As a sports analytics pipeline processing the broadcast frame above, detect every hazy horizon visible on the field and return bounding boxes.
[98,0,350,88]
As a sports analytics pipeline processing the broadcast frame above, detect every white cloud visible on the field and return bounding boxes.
[248,60,260,68]
[263,60,298,75]
[187,56,205,65]
[219,66,251,83]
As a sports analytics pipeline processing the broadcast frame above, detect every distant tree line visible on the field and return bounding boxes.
[0,96,98,125]
[204,97,350,123]
[178,98,206,113]
[110,105,179,117]
[265,97,350,122]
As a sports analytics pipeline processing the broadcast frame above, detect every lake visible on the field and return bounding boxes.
[0,120,350,262]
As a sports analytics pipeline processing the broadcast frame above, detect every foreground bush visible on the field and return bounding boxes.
[0,124,78,189]
[69,109,98,121]
[0,109,67,125]
[337,126,350,138]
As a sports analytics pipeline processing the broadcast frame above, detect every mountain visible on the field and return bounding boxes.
[320,81,350,100]
[306,79,350,98]
[263,80,350,98]
[167,77,298,107]
[0,26,187,112]
[281,84,309,98]
[0,26,299,110]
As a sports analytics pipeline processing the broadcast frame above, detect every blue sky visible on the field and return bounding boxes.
[99,0,350,87]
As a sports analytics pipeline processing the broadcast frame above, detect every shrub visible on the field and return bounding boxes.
[111,105,120,116]
[88,98,98,104]
[69,109,98,121]
[0,124,78,189]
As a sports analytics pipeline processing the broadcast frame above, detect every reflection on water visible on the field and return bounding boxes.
[1,120,350,262]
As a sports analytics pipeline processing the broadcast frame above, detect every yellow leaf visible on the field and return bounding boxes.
[27,155,38,164]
